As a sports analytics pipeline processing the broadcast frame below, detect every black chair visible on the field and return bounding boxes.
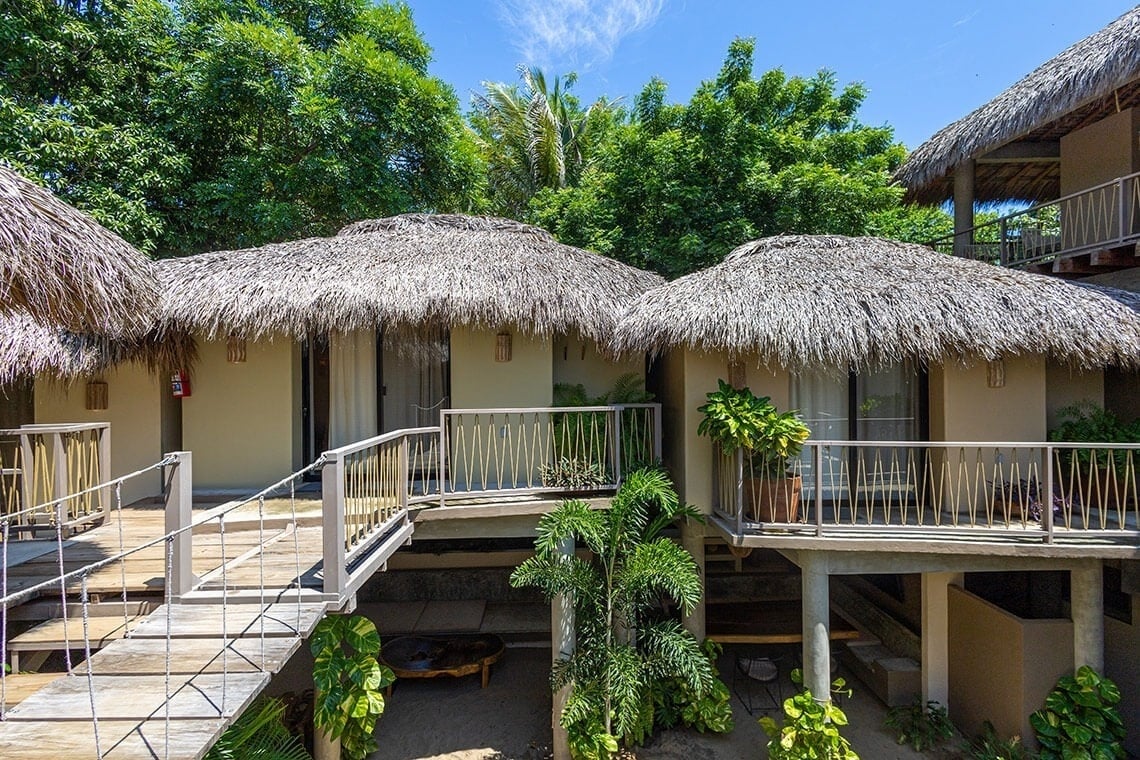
[732,653,783,714]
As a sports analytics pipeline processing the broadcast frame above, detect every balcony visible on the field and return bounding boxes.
[711,441,1140,557]
[928,171,1140,276]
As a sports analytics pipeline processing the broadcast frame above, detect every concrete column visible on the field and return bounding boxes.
[1071,561,1105,673]
[921,572,960,706]
[800,552,831,701]
[552,538,576,760]
[681,519,706,641]
[953,159,976,257]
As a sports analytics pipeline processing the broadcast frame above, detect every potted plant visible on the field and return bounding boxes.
[698,379,811,522]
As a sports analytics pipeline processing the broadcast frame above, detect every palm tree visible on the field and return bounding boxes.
[472,66,617,217]
[510,468,714,754]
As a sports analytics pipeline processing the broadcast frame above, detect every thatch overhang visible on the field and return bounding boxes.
[896,7,1140,204]
[0,312,196,387]
[159,213,664,344]
[0,165,159,334]
[613,235,1140,371]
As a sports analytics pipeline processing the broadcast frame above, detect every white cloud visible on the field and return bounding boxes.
[497,0,666,67]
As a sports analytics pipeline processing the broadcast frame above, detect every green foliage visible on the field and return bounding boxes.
[529,38,920,277]
[1,0,481,255]
[511,468,713,757]
[1048,401,1140,469]
[760,670,858,760]
[650,639,734,735]
[883,699,954,751]
[1030,666,1125,760]
[697,379,810,477]
[966,721,1030,760]
[310,614,395,760]
[541,456,607,490]
[205,697,312,760]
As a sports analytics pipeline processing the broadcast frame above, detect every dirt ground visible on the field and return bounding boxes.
[368,645,967,760]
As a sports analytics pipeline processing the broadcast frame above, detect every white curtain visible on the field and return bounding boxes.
[791,372,849,442]
[329,329,378,448]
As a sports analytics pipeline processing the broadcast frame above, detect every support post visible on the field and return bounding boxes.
[953,159,976,258]
[1071,560,1104,673]
[322,451,347,599]
[98,424,111,519]
[921,572,958,706]
[52,432,68,527]
[800,552,831,701]
[164,451,194,601]
[552,537,575,760]
[681,518,705,641]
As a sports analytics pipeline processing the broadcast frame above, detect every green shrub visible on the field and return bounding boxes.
[884,698,954,751]
[205,698,311,760]
[650,639,734,735]
[966,721,1030,760]
[759,669,858,760]
[1030,666,1125,760]
[541,456,607,490]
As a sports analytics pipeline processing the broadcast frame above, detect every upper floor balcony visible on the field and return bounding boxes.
[928,171,1140,277]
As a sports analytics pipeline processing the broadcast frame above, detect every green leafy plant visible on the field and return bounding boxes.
[967,721,1030,760]
[1049,401,1140,467]
[205,698,311,760]
[650,639,734,735]
[310,614,395,760]
[511,468,713,758]
[1030,666,1125,760]
[884,699,954,751]
[760,669,858,760]
[541,457,608,490]
[697,380,810,477]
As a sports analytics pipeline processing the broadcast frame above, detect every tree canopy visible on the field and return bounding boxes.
[529,38,932,277]
[0,0,482,255]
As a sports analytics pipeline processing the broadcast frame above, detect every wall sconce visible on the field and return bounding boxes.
[227,333,247,364]
[727,360,747,389]
[987,358,1005,388]
[85,381,108,411]
[495,331,512,362]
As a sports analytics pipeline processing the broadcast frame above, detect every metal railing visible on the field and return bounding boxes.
[0,423,110,535]
[714,441,1140,545]
[928,170,1140,267]
[439,404,661,502]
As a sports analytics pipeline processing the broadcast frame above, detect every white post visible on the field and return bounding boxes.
[681,518,706,641]
[552,537,575,760]
[921,572,958,706]
[164,451,194,601]
[322,452,347,598]
[800,552,831,701]
[1071,560,1105,673]
[98,424,111,519]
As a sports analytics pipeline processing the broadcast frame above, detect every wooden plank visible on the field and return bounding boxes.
[0,717,228,760]
[87,636,300,675]
[4,672,267,721]
[8,614,144,651]
[0,672,63,707]
[1052,255,1097,274]
[127,603,326,640]
[1090,246,1140,267]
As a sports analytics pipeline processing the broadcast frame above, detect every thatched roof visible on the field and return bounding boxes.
[897,7,1140,204]
[0,312,195,386]
[159,213,664,343]
[0,164,159,334]
[1074,282,1140,314]
[614,235,1140,370]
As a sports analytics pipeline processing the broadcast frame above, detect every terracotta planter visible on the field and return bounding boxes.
[746,475,802,523]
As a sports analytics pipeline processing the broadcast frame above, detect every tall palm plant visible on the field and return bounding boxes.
[472,66,616,217]
[510,468,713,755]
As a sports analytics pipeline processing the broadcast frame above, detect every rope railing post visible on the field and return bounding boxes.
[322,451,347,599]
[1045,445,1055,544]
[52,432,68,526]
[164,452,194,602]
[97,425,111,520]
[18,433,33,523]
[815,444,824,537]
[735,446,744,535]
[79,572,102,759]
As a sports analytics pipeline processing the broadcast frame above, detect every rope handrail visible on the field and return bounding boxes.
[0,455,326,608]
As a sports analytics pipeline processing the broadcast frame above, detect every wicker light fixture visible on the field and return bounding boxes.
[495,331,512,362]
[987,358,1005,388]
[227,333,247,363]
[85,381,108,411]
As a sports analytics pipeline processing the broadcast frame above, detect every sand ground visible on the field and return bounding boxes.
[369,645,966,760]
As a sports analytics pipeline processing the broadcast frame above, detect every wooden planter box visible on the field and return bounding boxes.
[746,475,802,523]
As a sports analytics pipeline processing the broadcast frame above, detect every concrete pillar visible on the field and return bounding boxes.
[1071,561,1105,673]
[552,538,576,760]
[921,572,960,706]
[800,552,831,701]
[953,159,976,257]
[681,519,706,640]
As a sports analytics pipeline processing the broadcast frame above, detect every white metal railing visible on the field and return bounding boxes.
[0,423,110,535]
[439,404,662,502]
[714,441,1140,545]
[928,170,1140,267]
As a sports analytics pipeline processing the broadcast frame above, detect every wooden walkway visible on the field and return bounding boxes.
[0,506,331,759]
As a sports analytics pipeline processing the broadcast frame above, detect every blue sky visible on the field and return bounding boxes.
[406,1,1132,149]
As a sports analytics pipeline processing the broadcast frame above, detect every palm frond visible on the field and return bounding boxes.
[534,499,608,555]
[617,538,704,616]
[640,621,714,696]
